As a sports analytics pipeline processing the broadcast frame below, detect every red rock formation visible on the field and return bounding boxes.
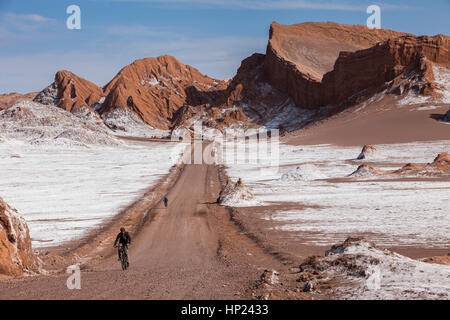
[349,164,386,177]
[30,22,449,133]
[349,153,450,177]
[0,92,38,110]
[99,55,228,129]
[430,152,450,167]
[322,35,449,105]
[393,153,450,174]
[357,145,376,160]
[225,53,267,106]
[34,70,104,113]
[264,22,450,110]
[0,197,39,276]
[218,53,308,131]
[423,255,450,266]
[168,53,305,132]
[55,70,104,112]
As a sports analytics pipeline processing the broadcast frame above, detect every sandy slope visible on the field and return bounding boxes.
[284,96,450,146]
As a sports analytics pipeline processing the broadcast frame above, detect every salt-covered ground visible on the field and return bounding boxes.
[300,238,450,300]
[101,108,171,138]
[222,140,450,248]
[0,140,186,247]
[399,64,450,105]
[0,101,120,147]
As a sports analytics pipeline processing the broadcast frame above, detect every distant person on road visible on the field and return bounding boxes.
[114,227,131,261]
[163,196,169,208]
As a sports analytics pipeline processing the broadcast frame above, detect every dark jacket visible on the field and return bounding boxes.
[114,232,131,246]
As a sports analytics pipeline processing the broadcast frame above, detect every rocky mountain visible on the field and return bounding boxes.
[34,70,104,113]
[0,197,39,276]
[171,53,307,132]
[0,92,38,110]
[28,22,449,136]
[264,22,449,112]
[0,101,121,146]
[100,55,229,130]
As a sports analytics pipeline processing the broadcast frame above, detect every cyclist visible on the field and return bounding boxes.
[113,227,131,261]
[163,196,169,208]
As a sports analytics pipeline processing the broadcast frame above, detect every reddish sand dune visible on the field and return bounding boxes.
[284,96,450,146]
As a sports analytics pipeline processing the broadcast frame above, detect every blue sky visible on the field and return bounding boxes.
[1,0,449,93]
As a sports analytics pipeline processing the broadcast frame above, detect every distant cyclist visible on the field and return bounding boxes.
[113,227,131,261]
[163,196,169,208]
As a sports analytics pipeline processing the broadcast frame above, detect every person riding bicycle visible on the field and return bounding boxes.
[114,227,131,261]
[163,196,169,208]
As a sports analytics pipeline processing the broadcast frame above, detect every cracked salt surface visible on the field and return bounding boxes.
[223,140,450,248]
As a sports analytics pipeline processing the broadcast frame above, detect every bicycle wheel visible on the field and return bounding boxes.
[121,248,129,270]
[121,251,126,270]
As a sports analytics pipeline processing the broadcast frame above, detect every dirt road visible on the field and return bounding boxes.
[0,158,285,299]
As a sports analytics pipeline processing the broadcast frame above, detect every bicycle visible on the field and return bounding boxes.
[117,243,130,270]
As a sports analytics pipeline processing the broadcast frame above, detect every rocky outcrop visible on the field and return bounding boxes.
[216,53,314,131]
[431,152,450,166]
[394,152,450,174]
[260,269,280,285]
[0,101,121,146]
[0,197,39,276]
[322,35,449,105]
[280,164,327,181]
[423,255,450,266]
[297,237,450,299]
[99,55,228,129]
[169,53,284,131]
[349,153,450,177]
[349,164,385,177]
[0,92,38,110]
[443,108,450,122]
[34,70,104,113]
[218,178,257,206]
[357,145,376,160]
[264,22,450,110]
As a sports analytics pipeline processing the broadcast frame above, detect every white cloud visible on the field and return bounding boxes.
[0,12,56,40]
[14,13,53,23]
[1,12,54,24]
